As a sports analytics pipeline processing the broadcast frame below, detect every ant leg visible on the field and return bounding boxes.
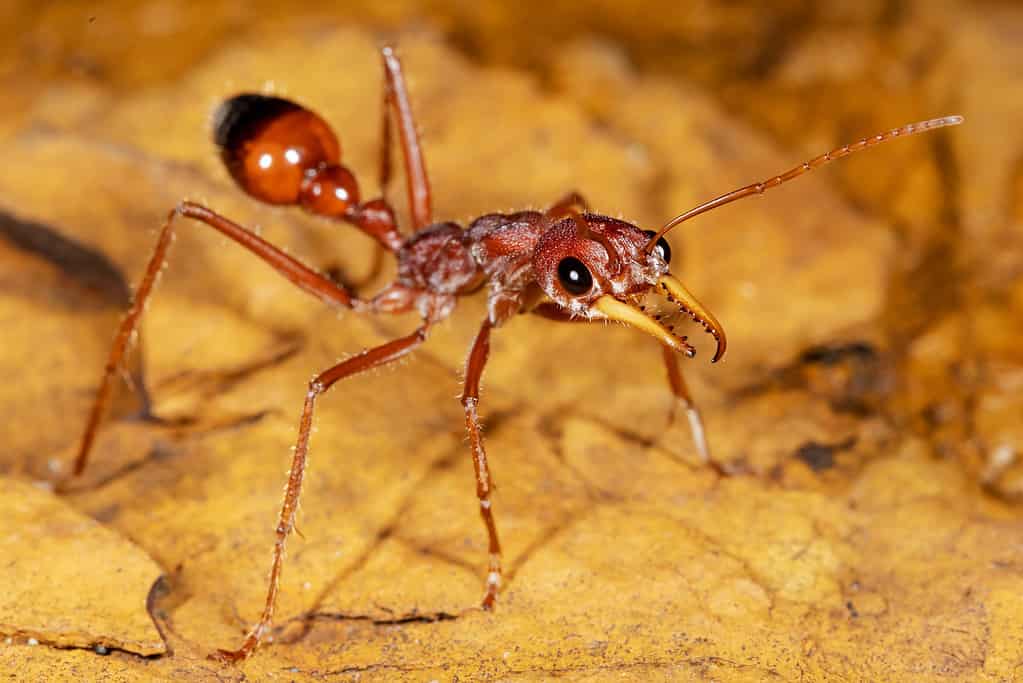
[212,325,430,663]
[533,303,720,471]
[460,319,503,609]
[72,201,360,478]
[546,192,590,220]
[661,345,714,466]
[379,46,432,230]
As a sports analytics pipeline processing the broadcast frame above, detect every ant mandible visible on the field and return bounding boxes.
[69,45,962,661]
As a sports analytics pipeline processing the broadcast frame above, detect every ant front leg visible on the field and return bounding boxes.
[661,345,716,469]
[460,319,504,609]
[532,303,720,472]
[212,324,430,663]
[71,202,358,480]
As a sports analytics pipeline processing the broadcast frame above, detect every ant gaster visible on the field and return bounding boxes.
[68,46,962,661]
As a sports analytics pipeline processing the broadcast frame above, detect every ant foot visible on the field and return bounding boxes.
[208,634,260,664]
[208,647,251,664]
[706,459,732,477]
[480,564,501,610]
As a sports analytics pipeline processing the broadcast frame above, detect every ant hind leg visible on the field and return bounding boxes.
[379,46,433,231]
[71,201,359,480]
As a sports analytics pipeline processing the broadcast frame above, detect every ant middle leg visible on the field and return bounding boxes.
[71,201,363,479]
[212,324,430,662]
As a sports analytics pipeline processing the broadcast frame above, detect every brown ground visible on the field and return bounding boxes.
[0,2,1021,681]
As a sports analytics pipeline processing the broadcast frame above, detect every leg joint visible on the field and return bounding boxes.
[175,200,200,218]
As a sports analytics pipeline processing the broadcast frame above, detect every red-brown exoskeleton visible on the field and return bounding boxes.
[69,45,962,661]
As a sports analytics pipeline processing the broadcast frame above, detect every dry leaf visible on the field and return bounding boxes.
[0,478,164,656]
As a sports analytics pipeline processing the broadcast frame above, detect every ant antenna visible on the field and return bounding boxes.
[644,115,964,253]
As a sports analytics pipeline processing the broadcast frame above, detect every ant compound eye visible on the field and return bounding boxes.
[557,256,593,296]
[643,230,672,264]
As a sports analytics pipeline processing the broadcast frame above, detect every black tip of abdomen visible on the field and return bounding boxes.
[212,94,302,151]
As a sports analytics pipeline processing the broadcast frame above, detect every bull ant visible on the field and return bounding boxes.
[69,46,962,660]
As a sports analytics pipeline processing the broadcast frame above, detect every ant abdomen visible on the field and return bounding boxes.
[213,94,356,210]
[299,164,360,217]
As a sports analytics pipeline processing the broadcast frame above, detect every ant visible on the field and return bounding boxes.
[68,45,962,661]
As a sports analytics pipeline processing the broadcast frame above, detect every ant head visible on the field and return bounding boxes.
[532,215,726,362]
[527,114,966,363]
